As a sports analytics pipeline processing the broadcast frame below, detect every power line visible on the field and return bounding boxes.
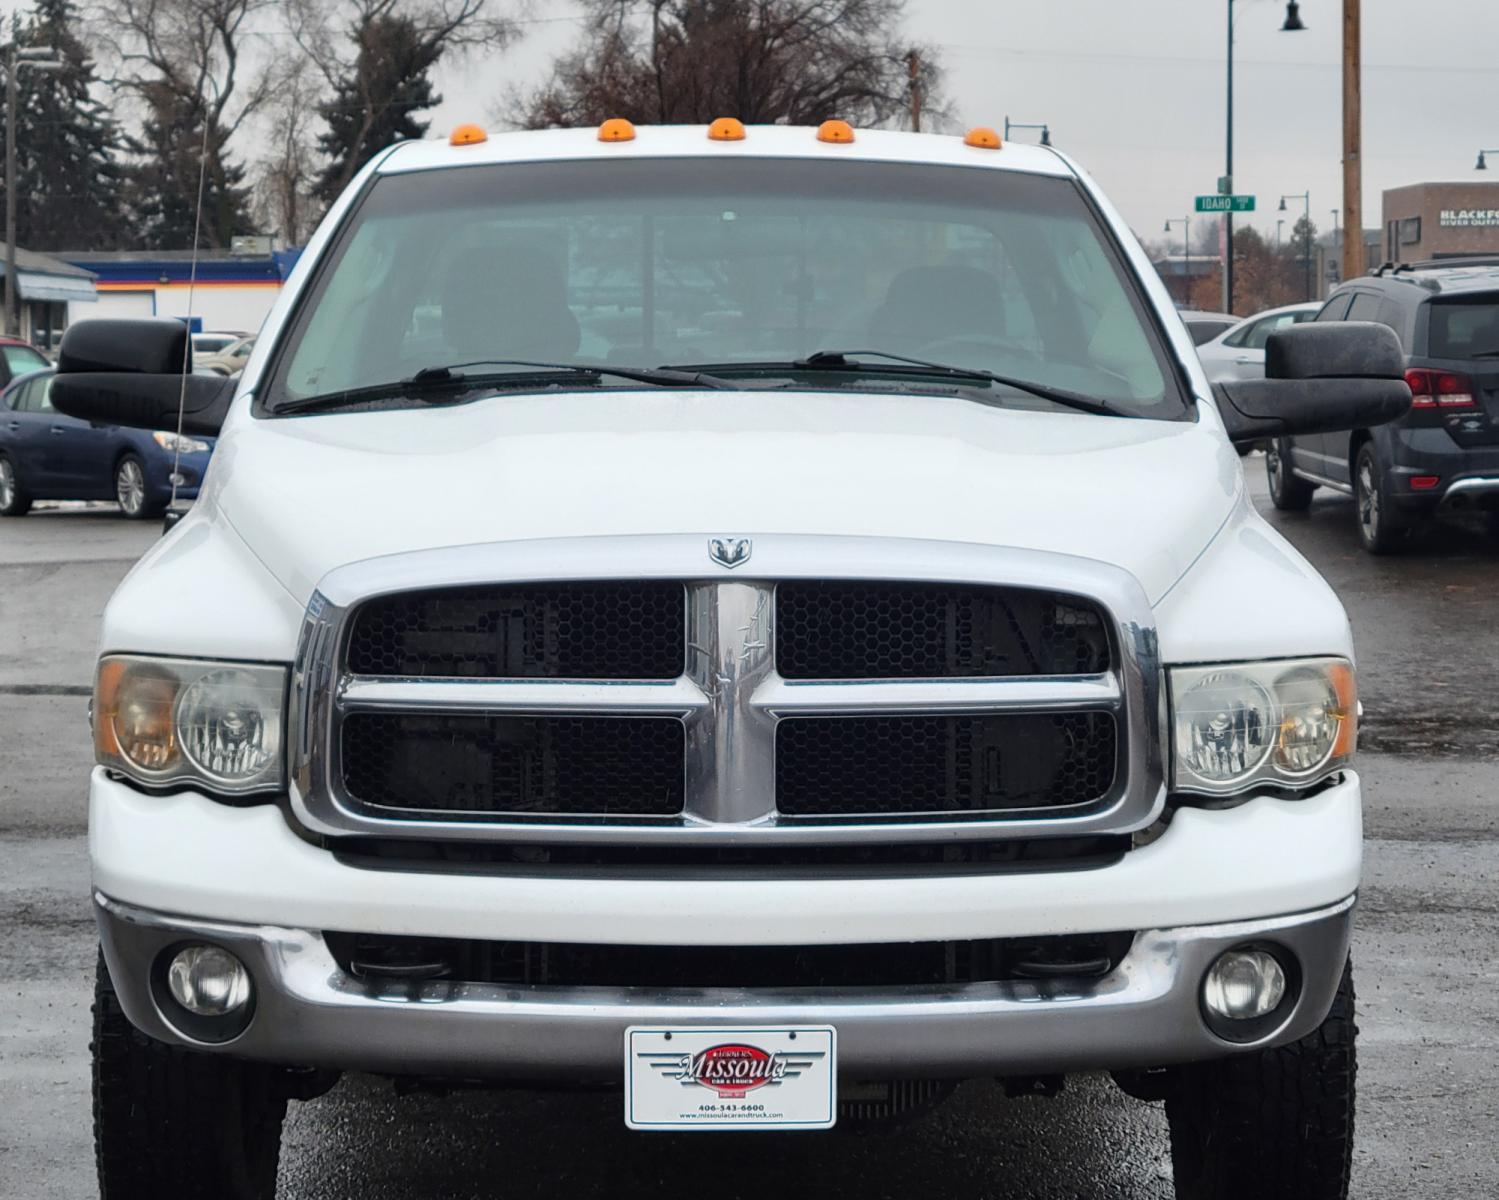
[933,42,1499,77]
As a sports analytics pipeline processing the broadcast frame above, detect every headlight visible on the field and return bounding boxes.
[94,656,286,794]
[152,431,210,454]
[1170,658,1355,796]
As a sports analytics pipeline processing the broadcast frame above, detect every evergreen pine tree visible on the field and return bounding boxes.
[313,11,442,205]
[125,91,255,250]
[3,0,127,250]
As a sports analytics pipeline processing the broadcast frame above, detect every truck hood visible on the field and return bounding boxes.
[210,390,1242,607]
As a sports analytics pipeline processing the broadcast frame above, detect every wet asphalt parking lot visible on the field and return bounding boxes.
[2,461,1497,1198]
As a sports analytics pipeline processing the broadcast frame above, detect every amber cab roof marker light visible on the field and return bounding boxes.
[597,118,637,142]
[816,119,855,144]
[707,117,746,142]
[963,126,1002,150]
[449,123,488,147]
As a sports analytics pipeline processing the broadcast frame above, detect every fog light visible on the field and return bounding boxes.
[1203,948,1286,1021]
[166,945,251,1016]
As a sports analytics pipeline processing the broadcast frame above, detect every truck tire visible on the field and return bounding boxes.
[1266,440,1314,511]
[1166,960,1356,1200]
[1353,442,1407,555]
[93,950,287,1200]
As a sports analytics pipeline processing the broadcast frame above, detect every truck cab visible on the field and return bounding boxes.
[56,122,1408,1200]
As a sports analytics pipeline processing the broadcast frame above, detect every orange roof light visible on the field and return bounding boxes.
[963,126,1002,150]
[816,119,855,144]
[708,117,746,142]
[449,123,488,147]
[598,118,636,142]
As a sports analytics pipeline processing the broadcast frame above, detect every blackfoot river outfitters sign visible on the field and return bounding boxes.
[1439,209,1499,228]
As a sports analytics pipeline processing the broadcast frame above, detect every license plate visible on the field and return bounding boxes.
[625,1026,837,1130]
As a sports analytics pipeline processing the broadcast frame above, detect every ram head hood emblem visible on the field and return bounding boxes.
[708,536,752,569]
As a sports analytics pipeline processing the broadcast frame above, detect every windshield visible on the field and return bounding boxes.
[3,344,47,375]
[268,158,1184,418]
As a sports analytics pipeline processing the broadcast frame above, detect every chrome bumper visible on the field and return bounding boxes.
[1441,476,1499,506]
[96,893,1354,1081]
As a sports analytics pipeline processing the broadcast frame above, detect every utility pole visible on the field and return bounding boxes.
[1342,0,1362,283]
[3,44,61,338]
[907,50,922,133]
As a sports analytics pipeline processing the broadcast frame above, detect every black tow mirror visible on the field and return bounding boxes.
[50,318,234,437]
[1213,322,1411,446]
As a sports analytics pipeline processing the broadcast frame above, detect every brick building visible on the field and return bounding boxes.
[1381,181,1499,263]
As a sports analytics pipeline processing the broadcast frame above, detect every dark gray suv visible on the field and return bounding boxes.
[1266,259,1499,552]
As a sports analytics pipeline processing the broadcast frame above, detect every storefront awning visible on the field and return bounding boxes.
[18,271,96,303]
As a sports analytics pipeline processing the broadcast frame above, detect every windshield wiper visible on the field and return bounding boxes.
[660,349,1118,417]
[272,358,735,416]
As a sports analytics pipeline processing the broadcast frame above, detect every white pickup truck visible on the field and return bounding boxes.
[56,121,1410,1200]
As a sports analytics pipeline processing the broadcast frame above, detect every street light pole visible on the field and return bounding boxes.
[1302,191,1312,298]
[1165,216,1191,303]
[3,45,62,339]
[5,47,17,338]
[1224,0,1234,314]
[1280,192,1312,300]
[1003,117,1052,147]
[1331,207,1341,289]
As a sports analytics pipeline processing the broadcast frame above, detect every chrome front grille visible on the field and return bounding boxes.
[340,713,686,817]
[346,581,685,679]
[288,534,1165,845]
[775,581,1111,679]
[774,712,1119,817]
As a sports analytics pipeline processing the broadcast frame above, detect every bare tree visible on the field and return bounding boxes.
[520,0,942,130]
[251,63,321,245]
[286,0,515,205]
[94,0,276,247]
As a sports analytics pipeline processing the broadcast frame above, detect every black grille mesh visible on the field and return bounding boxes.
[341,713,684,817]
[324,930,1136,989]
[776,713,1117,817]
[776,582,1110,679]
[345,582,684,679]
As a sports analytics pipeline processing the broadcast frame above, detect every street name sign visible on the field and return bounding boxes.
[1196,195,1256,213]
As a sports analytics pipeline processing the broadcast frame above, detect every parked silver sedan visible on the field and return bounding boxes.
[1196,301,1322,383]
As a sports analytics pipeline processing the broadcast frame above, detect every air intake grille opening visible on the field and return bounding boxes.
[345,582,685,679]
[776,713,1117,817]
[324,931,1136,989]
[341,713,684,817]
[776,581,1111,679]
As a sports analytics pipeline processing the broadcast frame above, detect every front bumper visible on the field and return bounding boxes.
[88,770,1362,944]
[144,449,210,499]
[96,892,1354,1081]
[90,767,1363,1081]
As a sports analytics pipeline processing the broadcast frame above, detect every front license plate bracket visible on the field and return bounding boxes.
[625,1026,837,1130]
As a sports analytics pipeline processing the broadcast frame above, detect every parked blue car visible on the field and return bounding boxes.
[0,369,216,519]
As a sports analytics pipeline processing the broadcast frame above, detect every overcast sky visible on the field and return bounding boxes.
[433,0,1499,248]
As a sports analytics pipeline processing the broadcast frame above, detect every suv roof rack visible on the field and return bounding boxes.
[1401,255,1499,272]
